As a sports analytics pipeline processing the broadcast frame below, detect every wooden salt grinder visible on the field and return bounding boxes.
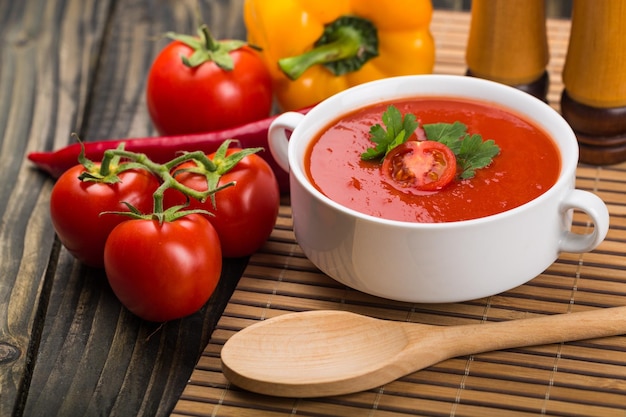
[465,0,549,101]
[561,0,626,165]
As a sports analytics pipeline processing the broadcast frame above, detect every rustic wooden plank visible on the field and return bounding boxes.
[0,0,113,415]
[0,0,249,416]
[20,1,249,416]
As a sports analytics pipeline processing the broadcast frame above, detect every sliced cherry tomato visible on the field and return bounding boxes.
[49,164,159,268]
[103,214,222,322]
[382,141,457,193]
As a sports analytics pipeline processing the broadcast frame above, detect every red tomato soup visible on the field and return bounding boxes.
[305,98,561,223]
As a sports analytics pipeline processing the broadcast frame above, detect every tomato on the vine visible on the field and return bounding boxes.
[382,140,457,193]
[50,164,159,268]
[104,214,222,322]
[166,145,280,258]
[146,26,273,135]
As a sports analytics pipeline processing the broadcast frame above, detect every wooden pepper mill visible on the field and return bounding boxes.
[561,0,626,165]
[465,0,549,101]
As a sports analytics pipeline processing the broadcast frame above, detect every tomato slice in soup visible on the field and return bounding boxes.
[382,141,457,192]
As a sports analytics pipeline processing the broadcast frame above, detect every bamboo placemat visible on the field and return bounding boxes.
[172,11,626,417]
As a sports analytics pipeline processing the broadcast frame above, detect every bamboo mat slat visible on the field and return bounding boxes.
[172,11,626,417]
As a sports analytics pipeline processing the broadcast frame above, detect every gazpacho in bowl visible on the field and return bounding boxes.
[306,97,561,223]
[268,75,608,303]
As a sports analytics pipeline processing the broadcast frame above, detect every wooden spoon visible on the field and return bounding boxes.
[221,308,626,398]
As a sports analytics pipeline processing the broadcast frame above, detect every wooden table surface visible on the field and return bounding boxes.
[3,1,622,417]
[1,1,250,416]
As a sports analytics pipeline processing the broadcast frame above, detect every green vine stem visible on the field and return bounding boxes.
[99,148,233,216]
[72,135,262,223]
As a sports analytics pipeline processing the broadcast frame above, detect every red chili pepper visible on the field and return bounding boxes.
[28,107,312,193]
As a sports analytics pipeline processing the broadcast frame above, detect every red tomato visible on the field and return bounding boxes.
[104,214,222,322]
[382,141,457,193]
[146,38,273,135]
[49,164,159,268]
[167,148,280,258]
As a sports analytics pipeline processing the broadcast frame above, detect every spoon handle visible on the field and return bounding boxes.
[431,306,626,358]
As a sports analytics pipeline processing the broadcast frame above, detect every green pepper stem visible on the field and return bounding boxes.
[278,15,378,80]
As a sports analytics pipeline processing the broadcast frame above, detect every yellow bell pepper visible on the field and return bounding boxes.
[244,0,435,111]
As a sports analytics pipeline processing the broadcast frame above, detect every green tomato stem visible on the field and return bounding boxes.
[166,23,247,70]
[101,148,229,215]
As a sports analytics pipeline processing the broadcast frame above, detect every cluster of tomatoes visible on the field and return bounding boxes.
[50,142,279,323]
[50,22,280,322]
[48,25,281,322]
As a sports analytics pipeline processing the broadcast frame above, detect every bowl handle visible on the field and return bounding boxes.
[559,189,609,253]
[268,112,305,173]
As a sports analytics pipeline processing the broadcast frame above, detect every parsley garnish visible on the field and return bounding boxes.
[423,122,500,179]
[361,105,500,179]
[360,105,418,160]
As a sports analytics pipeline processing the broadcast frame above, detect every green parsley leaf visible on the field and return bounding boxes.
[423,120,500,179]
[456,135,500,179]
[361,104,500,180]
[422,121,466,153]
[361,105,418,161]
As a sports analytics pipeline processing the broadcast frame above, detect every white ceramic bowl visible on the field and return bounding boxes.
[268,75,609,303]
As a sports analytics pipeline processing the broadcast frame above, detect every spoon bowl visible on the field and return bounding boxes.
[221,308,626,398]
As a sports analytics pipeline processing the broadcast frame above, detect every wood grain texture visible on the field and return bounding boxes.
[466,0,549,84]
[0,0,249,416]
[0,0,111,415]
[562,0,626,108]
[219,308,626,398]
